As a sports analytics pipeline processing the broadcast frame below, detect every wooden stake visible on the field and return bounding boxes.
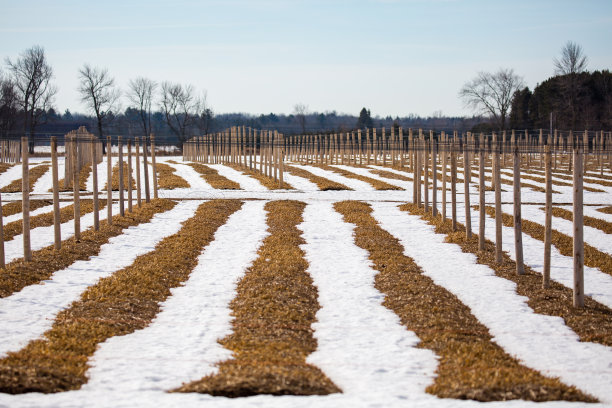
[127,139,133,213]
[118,136,124,216]
[135,136,142,207]
[573,145,584,308]
[51,136,61,248]
[432,139,438,217]
[91,136,99,231]
[513,146,524,275]
[478,146,485,251]
[72,135,81,240]
[21,136,31,261]
[543,143,552,288]
[151,134,158,199]
[464,138,472,240]
[494,140,502,263]
[107,135,112,225]
[451,145,457,231]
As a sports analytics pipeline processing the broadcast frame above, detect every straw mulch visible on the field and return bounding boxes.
[104,162,136,191]
[369,168,412,182]
[415,204,612,348]
[597,206,612,215]
[227,164,293,190]
[507,172,604,193]
[1,165,50,193]
[176,200,340,397]
[0,163,14,175]
[1,199,53,217]
[284,165,350,190]
[2,199,108,243]
[0,199,241,393]
[548,207,612,234]
[154,162,189,189]
[0,199,172,299]
[524,168,612,187]
[336,201,593,402]
[55,164,92,192]
[316,165,402,190]
[484,206,612,278]
[185,162,241,189]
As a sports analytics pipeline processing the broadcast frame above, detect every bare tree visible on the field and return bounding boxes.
[554,41,588,76]
[0,69,19,138]
[553,41,588,128]
[160,81,200,143]
[293,103,308,133]
[459,68,524,130]
[127,77,157,137]
[78,64,120,151]
[5,45,57,148]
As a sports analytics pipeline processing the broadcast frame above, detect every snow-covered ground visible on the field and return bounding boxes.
[0,156,611,408]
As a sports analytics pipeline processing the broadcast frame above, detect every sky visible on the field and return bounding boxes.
[1,0,611,118]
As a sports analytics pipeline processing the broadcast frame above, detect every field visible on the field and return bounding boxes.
[0,146,611,408]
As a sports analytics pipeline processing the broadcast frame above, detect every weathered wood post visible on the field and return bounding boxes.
[72,135,81,241]
[143,134,150,203]
[51,136,61,248]
[424,138,429,212]
[573,144,584,308]
[107,135,112,225]
[90,136,99,231]
[451,140,457,231]
[432,138,438,217]
[513,144,525,275]
[118,136,124,216]
[543,142,553,288]
[151,134,158,199]
[127,139,133,213]
[21,136,31,261]
[0,191,3,267]
[478,138,485,251]
[135,136,142,207]
[464,136,472,240]
[494,138,502,263]
[441,132,447,220]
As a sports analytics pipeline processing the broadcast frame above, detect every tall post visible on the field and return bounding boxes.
[0,191,3,267]
[543,143,553,288]
[91,136,99,231]
[151,134,158,199]
[451,144,457,231]
[127,139,133,213]
[107,135,112,225]
[478,145,485,251]
[118,136,124,217]
[513,145,525,275]
[135,136,142,207]
[21,137,31,261]
[72,135,81,240]
[573,145,584,308]
[143,134,150,203]
[494,139,502,263]
[51,136,61,247]
[463,137,472,240]
[432,139,438,217]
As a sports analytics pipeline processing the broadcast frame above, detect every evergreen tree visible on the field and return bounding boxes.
[356,107,373,129]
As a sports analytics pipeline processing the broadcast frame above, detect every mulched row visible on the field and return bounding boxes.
[336,201,593,402]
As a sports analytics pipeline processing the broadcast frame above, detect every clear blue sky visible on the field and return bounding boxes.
[1,0,611,118]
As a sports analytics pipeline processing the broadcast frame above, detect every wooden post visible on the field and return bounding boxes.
[432,139,438,217]
[51,136,61,248]
[143,134,150,203]
[127,139,133,213]
[151,134,158,199]
[72,135,81,241]
[513,145,525,275]
[135,136,142,207]
[90,136,99,231]
[424,139,429,212]
[573,145,584,308]
[118,136,124,217]
[451,144,457,231]
[0,191,3,267]
[21,136,31,261]
[441,134,447,220]
[464,137,472,240]
[478,146,485,251]
[494,140,502,263]
[107,135,112,225]
[543,143,552,288]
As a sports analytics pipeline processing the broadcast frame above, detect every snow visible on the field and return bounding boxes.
[206,163,267,191]
[300,201,439,400]
[2,201,72,225]
[372,202,612,403]
[83,200,268,392]
[292,164,374,191]
[0,200,201,358]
